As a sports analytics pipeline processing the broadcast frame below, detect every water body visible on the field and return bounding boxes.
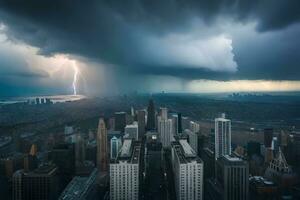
[0,94,86,104]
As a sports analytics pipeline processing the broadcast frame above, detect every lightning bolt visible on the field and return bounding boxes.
[72,61,79,95]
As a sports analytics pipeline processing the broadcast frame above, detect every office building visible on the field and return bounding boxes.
[264,128,273,148]
[110,139,141,200]
[110,136,122,159]
[181,117,190,131]
[146,99,156,130]
[185,129,198,153]
[97,118,108,173]
[125,121,139,140]
[50,144,75,188]
[137,110,146,140]
[170,114,178,136]
[190,121,200,133]
[13,164,59,200]
[158,108,173,148]
[215,155,249,200]
[171,140,203,200]
[75,134,85,169]
[114,112,126,132]
[215,114,231,160]
[58,169,98,200]
[177,113,182,134]
[249,176,278,200]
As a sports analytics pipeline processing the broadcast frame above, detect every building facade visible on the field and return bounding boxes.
[171,140,203,200]
[110,139,141,200]
[215,114,231,160]
[97,118,108,173]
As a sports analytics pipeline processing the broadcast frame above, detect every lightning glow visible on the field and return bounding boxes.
[72,61,79,95]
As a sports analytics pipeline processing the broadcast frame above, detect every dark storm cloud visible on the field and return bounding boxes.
[0,0,299,81]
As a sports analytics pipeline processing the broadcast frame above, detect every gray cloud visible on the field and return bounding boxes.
[0,0,299,82]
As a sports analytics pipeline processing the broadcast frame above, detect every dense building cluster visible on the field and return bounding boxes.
[0,98,299,200]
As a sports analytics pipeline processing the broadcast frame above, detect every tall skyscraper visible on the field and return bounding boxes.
[264,128,273,148]
[110,136,122,159]
[177,113,182,134]
[97,118,108,173]
[190,121,200,133]
[13,164,59,200]
[75,134,85,169]
[114,112,126,132]
[146,99,156,130]
[110,139,141,200]
[215,114,231,160]
[185,129,198,153]
[215,155,249,200]
[125,121,139,140]
[171,114,178,136]
[137,110,146,140]
[158,108,173,148]
[171,140,203,200]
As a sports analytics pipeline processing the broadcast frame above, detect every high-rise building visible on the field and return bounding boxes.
[75,134,85,169]
[158,108,173,148]
[215,155,249,200]
[181,116,190,131]
[137,110,146,139]
[215,114,231,160]
[110,136,122,159]
[58,169,98,200]
[171,114,178,136]
[185,129,198,153]
[177,113,182,134]
[146,99,156,130]
[171,140,203,200]
[190,121,200,133]
[50,144,75,189]
[110,139,141,200]
[125,121,139,140]
[97,118,108,173]
[264,128,273,148]
[13,164,59,200]
[114,112,126,132]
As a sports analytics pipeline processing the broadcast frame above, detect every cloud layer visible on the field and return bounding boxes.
[0,0,299,95]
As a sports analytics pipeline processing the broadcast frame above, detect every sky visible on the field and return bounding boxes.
[0,0,299,96]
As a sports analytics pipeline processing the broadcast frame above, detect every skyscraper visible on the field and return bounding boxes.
[190,121,200,133]
[110,136,122,159]
[171,114,178,136]
[158,108,173,148]
[264,128,273,148]
[97,118,108,173]
[75,134,85,169]
[177,113,182,134]
[215,114,231,160]
[146,99,156,130]
[125,121,139,140]
[110,139,141,200]
[114,112,126,132]
[137,110,146,140]
[171,140,203,200]
[185,129,198,153]
[13,164,59,200]
[215,155,249,200]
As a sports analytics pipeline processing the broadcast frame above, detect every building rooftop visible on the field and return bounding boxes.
[59,169,97,200]
[215,117,230,122]
[179,140,196,157]
[172,140,202,164]
[120,139,132,158]
[111,140,141,164]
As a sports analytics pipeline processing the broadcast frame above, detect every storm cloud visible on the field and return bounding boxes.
[0,0,299,95]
